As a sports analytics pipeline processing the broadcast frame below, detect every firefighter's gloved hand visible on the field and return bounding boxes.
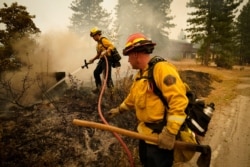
[158,127,176,150]
[100,50,107,58]
[107,107,120,118]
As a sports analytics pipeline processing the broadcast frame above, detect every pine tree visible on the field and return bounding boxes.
[138,0,175,55]
[186,0,214,65]
[213,0,242,68]
[236,0,250,65]
[137,0,174,37]
[115,0,174,54]
[186,0,242,68]
[113,0,137,46]
[69,0,111,36]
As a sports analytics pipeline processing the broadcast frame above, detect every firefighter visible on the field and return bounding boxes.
[108,33,188,167]
[88,27,114,93]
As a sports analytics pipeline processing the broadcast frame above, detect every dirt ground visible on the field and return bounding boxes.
[206,71,250,167]
[179,63,250,167]
[1,60,250,167]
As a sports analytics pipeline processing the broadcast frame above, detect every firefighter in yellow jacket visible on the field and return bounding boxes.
[88,27,115,93]
[108,33,188,167]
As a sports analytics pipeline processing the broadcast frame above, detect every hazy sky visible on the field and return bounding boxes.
[1,0,191,39]
[0,0,248,84]
[1,0,248,39]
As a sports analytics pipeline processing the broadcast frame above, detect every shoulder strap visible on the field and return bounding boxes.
[147,56,169,125]
[148,56,169,108]
[99,37,107,49]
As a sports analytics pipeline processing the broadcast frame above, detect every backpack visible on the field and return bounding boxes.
[148,56,215,137]
[99,37,121,68]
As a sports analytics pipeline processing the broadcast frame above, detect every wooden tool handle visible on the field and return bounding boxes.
[73,119,209,152]
[73,119,158,142]
[73,119,211,167]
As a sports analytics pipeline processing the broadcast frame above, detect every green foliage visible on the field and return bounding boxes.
[186,0,242,68]
[215,55,234,69]
[236,1,250,65]
[69,0,111,36]
[0,2,40,72]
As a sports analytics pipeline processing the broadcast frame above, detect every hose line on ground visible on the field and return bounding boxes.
[97,56,134,167]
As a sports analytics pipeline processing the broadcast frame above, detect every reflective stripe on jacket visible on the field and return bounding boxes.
[120,60,188,144]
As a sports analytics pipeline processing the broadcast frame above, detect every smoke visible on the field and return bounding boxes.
[1,31,100,106]
[12,30,101,83]
[31,30,132,82]
[2,30,134,106]
[35,31,94,73]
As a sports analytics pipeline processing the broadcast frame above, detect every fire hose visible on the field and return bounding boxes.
[73,56,211,167]
[96,55,135,167]
[73,119,211,167]
[47,57,134,166]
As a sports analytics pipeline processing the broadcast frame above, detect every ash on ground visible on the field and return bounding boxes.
[0,70,216,167]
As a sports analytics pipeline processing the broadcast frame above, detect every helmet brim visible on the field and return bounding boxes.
[90,30,102,37]
[123,41,156,55]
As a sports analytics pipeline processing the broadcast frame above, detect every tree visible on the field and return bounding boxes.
[69,0,111,36]
[137,0,174,37]
[212,0,242,68]
[186,0,215,66]
[114,0,137,45]
[0,2,40,72]
[186,0,242,68]
[236,1,250,65]
[138,0,175,55]
[115,0,175,55]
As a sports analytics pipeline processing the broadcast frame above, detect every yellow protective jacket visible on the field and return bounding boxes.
[120,59,188,144]
[96,37,115,58]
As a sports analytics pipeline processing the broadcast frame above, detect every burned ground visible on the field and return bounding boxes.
[0,70,215,167]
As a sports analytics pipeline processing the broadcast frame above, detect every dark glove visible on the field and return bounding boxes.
[158,127,176,150]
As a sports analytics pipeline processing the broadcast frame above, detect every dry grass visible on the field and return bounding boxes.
[173,59,250,109]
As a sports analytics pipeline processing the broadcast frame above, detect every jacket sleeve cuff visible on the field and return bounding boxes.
[119,102,130,113]
[166,123,181,135]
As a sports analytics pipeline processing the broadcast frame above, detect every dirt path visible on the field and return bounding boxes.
[209,75,250,167]
[185,74,250,167]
